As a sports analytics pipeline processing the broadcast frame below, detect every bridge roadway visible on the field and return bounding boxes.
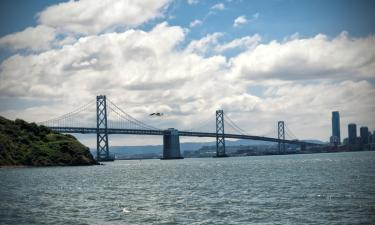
[48,126,320,146]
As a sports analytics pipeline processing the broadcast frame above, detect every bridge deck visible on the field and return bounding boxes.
[48,127,320,146]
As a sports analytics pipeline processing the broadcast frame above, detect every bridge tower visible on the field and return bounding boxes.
[278,121,285,153]
[216,110,227,157]
[162,128,183,159]
[96,95,110,161]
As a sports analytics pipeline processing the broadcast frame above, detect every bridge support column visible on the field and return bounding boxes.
[96,95,111,161]
[216,110,228,157]
[162,128,183,159]
[278,121,285,154]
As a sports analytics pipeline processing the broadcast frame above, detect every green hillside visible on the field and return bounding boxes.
[0,116,98,166]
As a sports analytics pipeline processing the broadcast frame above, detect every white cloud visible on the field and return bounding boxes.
[185,32,223,55]
[38,0,171,35]
[0,23,228,124]
[215,34,261,53]
[229,32,375,80]
[189,19,203,28]
[258,81,375,140]
[252,12,260,20]
[186,33,261,55]
[0,25,56,51]
[0,16,374,145]
[56,34,77,46]
[211,3,225,10]
[233,15,247,27]
[187,0,199,5]
[0,0,172,51]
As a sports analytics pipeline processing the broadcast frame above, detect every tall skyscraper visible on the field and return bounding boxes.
[331,111,341,144]
[369,131,373,144]
[348,123,357,145]
[360,126,369,144]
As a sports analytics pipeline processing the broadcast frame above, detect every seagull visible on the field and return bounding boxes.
[149,112,163,117]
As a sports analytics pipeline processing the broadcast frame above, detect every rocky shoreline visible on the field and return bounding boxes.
[0,116,98,167]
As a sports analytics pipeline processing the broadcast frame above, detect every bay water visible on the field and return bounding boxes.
[1,151,375,224]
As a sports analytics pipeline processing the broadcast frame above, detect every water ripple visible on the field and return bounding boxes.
[1,151,375,224]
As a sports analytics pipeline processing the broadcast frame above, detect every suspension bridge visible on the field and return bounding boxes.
[38,95,322,161]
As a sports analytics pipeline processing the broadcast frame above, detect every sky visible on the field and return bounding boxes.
[0,0,374,147]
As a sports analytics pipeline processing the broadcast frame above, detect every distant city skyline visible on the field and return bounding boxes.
[0,0,374,147]
[330,110,375,146]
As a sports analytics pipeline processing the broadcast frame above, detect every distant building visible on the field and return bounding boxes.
[369,131,372,144]
[348,123,357,145]
[342,137,349,145]
[360,127,369,144]
[331,111,341,144]
[330,136,339,146]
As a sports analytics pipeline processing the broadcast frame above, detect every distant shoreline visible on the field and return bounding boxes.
[0,165,29,169]
[0,164,101,169]
[112,148,375,161]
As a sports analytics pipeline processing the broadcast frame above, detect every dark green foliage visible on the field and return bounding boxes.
[0,116,98,166]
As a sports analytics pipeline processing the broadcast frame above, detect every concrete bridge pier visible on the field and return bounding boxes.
[161,128,184,159]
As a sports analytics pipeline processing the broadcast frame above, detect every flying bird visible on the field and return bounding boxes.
[149,112,164,117]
